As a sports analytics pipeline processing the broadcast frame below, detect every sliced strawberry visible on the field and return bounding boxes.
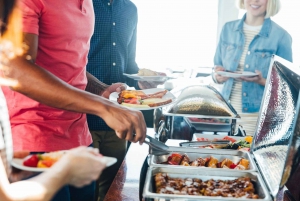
[23,155,39,167]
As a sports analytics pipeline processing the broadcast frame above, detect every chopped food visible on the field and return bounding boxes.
[23,151,64,168]
[165,153,249,170]
[196,136,252,151]
[154,173,259,198]
[245,136,253,143]
[137,68,160,76]
[117,90,172,107]
[167,153,183,165]
[23,154,39,167]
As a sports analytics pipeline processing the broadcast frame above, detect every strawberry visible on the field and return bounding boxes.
[229,163,238,169]
[23,155,39,167]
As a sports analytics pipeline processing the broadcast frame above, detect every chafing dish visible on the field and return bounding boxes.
[154,85,240,141]
[149,149,256,172]
[144,166,271,201]
[144,55,300,201]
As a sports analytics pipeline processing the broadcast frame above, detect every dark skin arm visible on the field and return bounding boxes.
[86,72,126,99]
[1,33,146,143]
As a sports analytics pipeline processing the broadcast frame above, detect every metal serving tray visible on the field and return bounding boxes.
[185,117,233,133]
[144,55,300,201]
[149,149,256,172]
[143,166,271,201]
[163,85,240,119]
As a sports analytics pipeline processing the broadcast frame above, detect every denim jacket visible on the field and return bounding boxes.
[214,14,293,113]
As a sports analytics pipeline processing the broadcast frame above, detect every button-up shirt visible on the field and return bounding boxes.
[87,0,139,130]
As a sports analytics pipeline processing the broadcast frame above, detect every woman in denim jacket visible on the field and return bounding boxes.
[213,0,292,135]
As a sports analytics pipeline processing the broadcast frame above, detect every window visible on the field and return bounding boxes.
[131,0,219,72]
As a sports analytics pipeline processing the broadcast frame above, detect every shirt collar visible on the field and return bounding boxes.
[234,13,271,38]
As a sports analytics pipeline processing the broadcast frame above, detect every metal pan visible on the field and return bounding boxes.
[149,149,256,172]
[143,166,272,201]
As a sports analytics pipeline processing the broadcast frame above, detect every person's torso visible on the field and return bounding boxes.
[3,0,95,151]
[216,17,292,112]
[87,0,138,85]
[87,0,138,131]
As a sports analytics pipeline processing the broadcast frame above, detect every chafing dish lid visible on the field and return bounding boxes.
[250,55,300,198]
[163,85,240,119]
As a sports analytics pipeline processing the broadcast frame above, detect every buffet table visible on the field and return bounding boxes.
[103,128,297,201]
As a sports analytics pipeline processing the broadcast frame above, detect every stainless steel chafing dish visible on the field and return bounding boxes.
[149,149,257,172]
[154,85,240,142]
[144,166,271,201]
[144,55,300,201]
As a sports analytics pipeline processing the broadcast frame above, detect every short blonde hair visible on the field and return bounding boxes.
[237,0,281,18]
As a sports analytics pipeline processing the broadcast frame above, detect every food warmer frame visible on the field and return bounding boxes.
[143,55,300,201]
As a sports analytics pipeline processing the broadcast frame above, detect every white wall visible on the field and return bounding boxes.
[216,0,239,45]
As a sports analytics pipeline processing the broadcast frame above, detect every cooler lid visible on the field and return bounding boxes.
[163,85,240,119]
[250,55,300,198]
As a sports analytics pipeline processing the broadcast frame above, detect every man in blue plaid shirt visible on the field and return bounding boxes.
[86,0,162,200]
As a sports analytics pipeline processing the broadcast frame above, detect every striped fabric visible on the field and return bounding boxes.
[229,23,262,136]
[87,0,139,131]
[0,89,13,177]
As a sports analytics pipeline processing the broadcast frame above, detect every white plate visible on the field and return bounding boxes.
[216,71,258,78]
[109,88,175,110]
[11,155,117,172]
[123,73,169,82]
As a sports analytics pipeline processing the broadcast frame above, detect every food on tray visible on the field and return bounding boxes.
[165,153,249,170]
[23,151,64,168]
[169,96,232,116]
[117,90,172,107]
[154,173,259,198]
[196,136,252,151]
[188,117,230,124]
[137,68,161,76]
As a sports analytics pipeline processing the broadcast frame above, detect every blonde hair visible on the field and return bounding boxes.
[237,0,281,18]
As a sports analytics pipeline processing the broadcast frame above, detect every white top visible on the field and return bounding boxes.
[229,23,262,135]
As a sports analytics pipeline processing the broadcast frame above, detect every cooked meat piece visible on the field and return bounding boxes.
[180,154,190,165]
[206,156,218,168]
[238,158,250,169]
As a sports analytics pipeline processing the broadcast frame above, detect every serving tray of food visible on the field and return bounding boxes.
[190,134,252,151]
[143,55,300,201]
[143,166,271,201]
[149,149,256,172]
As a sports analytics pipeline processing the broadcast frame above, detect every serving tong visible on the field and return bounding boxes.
[144,135,171,155]
[144,135,230,155]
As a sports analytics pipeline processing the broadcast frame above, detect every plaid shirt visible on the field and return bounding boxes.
[87,0,139,131]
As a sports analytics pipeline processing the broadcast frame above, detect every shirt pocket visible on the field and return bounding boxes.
[221,43,237,68]
[254,50,274,78]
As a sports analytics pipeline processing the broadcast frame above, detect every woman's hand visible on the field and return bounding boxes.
[53,146,106,188]
[240,70,266,86]
[213,66,230,84]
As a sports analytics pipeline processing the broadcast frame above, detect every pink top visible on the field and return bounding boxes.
[2,0,94,151]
